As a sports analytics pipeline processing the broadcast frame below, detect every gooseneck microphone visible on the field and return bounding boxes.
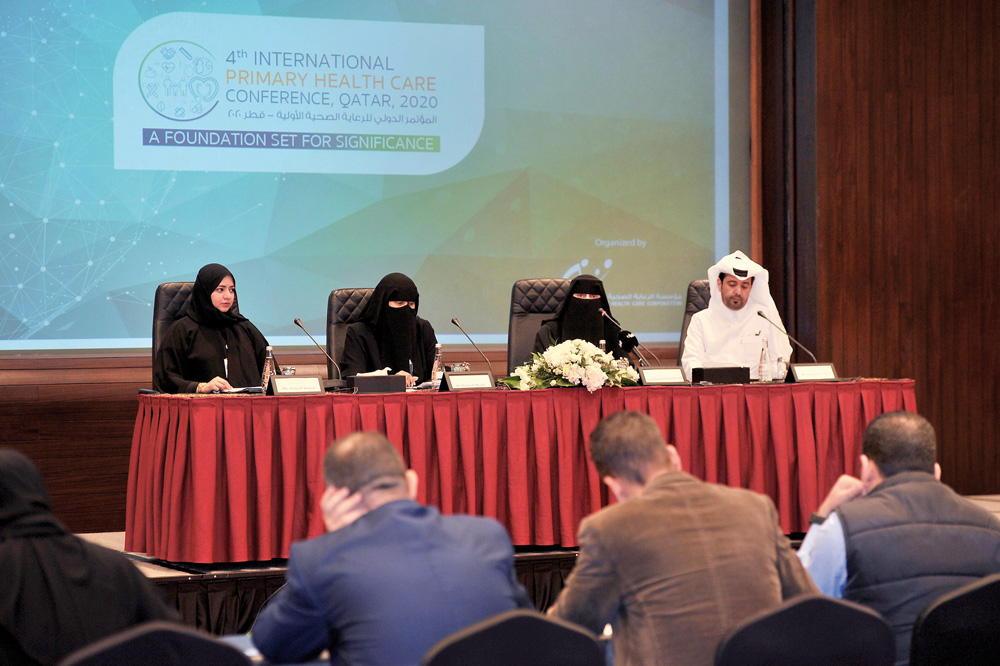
[598,308,662,367]
[294,317,346,382]
[756,311,818,363]
[451,318,497,378]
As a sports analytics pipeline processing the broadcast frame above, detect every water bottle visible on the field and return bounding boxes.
[758,339,772,382]
[599,339,607,353]
[430,343,444,389]
[261,346,276,391]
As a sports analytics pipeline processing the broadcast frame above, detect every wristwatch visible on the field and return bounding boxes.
[809,512,827,525]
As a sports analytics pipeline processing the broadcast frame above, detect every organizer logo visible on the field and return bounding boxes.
[139,40,219,121]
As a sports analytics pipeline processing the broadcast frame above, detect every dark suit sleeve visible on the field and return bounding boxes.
[483,520,533,609]
[252,553,329,663]
[546,517,619,633]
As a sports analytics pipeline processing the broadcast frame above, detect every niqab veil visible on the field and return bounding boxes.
[550,275,619,350]
[361,273,425,375]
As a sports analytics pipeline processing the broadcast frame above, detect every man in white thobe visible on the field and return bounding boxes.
[681,250,793,381]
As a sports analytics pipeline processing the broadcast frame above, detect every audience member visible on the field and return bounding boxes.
[798,411,1000,665]
[0,449,176,665]
[252,431,530,665]
[547,411,816,666]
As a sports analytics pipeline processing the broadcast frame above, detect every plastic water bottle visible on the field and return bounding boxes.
[261,346,276,391]
[430,343,444,389]
[758,339,772,382]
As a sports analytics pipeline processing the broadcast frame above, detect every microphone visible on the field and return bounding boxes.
[451,318,497,379]
[598,308,661,367]
[756,311,818,363]
[293,318,347,386]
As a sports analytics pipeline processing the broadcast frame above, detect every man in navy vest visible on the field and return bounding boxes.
[798,411,1000,665]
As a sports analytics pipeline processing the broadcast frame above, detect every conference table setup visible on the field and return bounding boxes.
[125,378,917,564]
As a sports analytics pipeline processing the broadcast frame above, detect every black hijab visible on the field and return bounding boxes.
[552,275,619,350]
[188,263,261,386]
[361,273,424,375]
[1,450,175,665]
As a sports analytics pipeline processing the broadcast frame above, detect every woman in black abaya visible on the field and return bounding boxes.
[533,274,632,358]
[153,263,270,393]
[0,449,175,665]
[341,273,437,386]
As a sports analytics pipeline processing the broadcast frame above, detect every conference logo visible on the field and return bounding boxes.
[138,40,219,122]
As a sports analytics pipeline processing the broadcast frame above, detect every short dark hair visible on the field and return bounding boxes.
[323,432,407,494]
[589,411,671,484]
[862,411,936,477]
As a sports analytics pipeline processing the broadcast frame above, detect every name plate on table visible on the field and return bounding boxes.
[440,371,495,391]
[267,376,325,395]
[786,363,839,382]
[639,367,688,385]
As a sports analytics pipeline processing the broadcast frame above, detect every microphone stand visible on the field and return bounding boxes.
[451,318,498,383]
[598,308,659,367]
[293,318,348,388]
[755,311,818,363]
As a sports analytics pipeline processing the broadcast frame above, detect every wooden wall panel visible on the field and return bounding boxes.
[814,0,1000,493]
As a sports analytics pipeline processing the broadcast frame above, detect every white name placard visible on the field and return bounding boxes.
[443,372,495,391]
[268,376,326,395]
[640,367,688,385]
[789,363,839,382]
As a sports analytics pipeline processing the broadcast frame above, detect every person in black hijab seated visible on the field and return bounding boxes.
[154,263,271,393]
[341,273,437,387]
[533,274,637,359]
[0,449,176,665]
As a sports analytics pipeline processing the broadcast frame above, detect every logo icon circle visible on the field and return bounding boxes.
[139,40,218,121]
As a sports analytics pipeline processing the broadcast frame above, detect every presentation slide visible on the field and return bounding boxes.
[0,0,748,349]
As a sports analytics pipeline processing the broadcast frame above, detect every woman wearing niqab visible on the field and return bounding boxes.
[533,275,630,358]
[341,273,437,385]
[0,449,175,665]
[153,263,270,393]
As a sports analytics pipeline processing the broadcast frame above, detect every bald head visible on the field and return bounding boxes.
[862,411,936,478]
[323,432,409,497]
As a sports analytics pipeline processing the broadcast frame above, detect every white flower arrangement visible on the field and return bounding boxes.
[501,339,640,393]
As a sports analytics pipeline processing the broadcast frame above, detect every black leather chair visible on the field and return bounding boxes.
[910,573,1000,666]
[676,278,710,364]
[146,282,195,392]
[714,595,895,666]
[420,609,604,666]
[506,278,570,375]
[326,287,373,379]
[57,620,250,666]
[151,282,194,361]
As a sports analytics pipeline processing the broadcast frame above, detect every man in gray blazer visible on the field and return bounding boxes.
[548,411,816,666]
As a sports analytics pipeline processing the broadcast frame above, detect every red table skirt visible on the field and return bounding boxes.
[125,380,916,563]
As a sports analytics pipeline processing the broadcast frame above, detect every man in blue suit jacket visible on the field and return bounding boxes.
[252,431,530,665]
